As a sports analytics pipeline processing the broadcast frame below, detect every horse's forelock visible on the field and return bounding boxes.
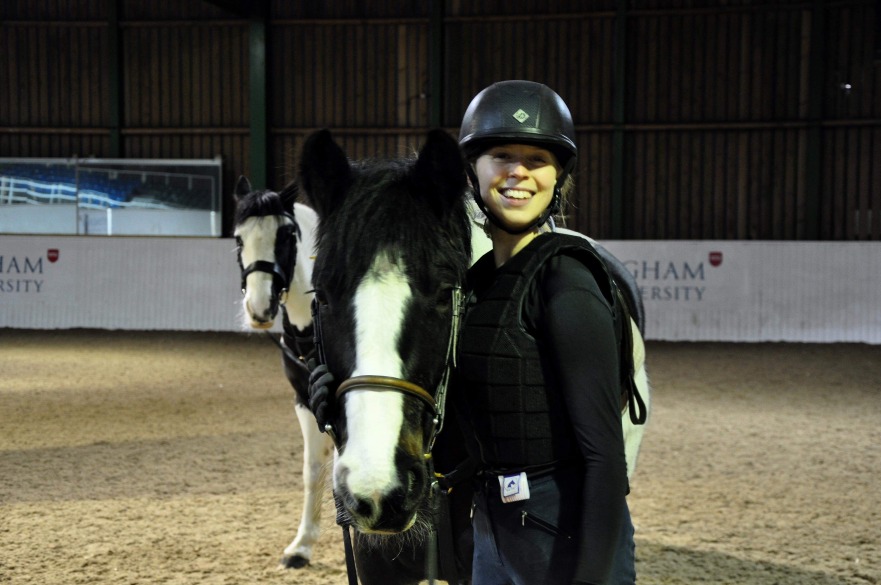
[234,189,286,227]
[316,160,470,296]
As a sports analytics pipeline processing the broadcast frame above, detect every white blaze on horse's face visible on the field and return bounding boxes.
[334,250,414,530]
[235,214,290,329]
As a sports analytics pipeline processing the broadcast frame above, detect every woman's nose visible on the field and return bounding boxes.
[506,160,529,177]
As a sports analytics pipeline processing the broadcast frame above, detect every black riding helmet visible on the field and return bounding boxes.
[459,80,577,234]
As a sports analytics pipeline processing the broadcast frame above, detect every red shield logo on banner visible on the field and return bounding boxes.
[47,249,60,263]
[709,251,723,267]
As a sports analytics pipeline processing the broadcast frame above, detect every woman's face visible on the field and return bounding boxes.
[474,143,560,233]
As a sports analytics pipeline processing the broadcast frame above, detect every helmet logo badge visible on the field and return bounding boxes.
[512,109,530,123]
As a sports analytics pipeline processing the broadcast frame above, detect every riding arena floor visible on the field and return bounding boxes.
[1,329,879,585]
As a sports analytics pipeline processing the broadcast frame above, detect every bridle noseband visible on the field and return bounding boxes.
[336,376,437,415]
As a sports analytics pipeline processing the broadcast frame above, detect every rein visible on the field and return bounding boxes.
[311,285,465,585]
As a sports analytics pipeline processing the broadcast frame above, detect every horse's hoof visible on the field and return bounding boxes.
[280,554,310,569]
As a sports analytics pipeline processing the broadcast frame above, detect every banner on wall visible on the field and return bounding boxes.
[601,240,881,343]
[0,235,245,331]
[1,235,879,343]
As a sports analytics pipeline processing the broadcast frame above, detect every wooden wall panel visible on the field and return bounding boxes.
[444,14,616,125]
[628,9,807,123]
[1,1,878,240]
[271,0,426,19]
[571,132,615,236]
[825,2,881,118]
[0,21,108,144]
[822,126,881,240]
[0,0,105,20]
[123,22,248,129]
[269,21,429,130]
[624,128,813,239]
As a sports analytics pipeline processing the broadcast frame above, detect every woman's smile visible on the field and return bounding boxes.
[499,187,535,202]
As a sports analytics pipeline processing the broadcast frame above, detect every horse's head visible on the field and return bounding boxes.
[233,176,300,329]
[300,129,471,534]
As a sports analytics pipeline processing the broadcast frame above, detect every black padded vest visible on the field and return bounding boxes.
[456,233,619,470]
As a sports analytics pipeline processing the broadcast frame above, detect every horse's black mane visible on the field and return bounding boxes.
[315,157,471,295]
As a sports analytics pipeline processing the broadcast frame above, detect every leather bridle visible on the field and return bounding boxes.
[311,283,465,585]
[237,211,299,307]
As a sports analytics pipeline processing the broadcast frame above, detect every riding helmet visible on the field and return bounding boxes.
[458,80,577,178]
[458,80,577,233]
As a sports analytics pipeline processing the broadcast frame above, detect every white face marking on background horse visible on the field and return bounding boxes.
[334,251,412,527]
[235,214,290,328]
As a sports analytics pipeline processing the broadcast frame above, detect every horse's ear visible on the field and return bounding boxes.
[234,175,252,200]
[413,129,467,216]
[299,129,352,219]
[278,180,299,208]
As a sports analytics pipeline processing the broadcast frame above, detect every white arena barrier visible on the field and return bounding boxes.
[1,235,879,343]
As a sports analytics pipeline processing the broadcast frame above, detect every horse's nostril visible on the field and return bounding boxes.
[354,496,377,519]
[407,461,427,495]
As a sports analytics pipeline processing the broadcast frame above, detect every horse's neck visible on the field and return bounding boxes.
[286,202,319,329]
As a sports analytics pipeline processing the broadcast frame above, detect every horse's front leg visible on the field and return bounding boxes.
[281,402,334,568]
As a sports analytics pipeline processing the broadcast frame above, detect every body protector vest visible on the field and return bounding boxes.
[456,233,635,470]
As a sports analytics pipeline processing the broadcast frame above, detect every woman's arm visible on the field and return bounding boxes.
[532,254,629,584]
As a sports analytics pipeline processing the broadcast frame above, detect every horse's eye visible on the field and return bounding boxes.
[234,236,243,248]
[434,287,454,312]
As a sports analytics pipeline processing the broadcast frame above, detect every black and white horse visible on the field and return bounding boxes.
[299,129,650,583]
[232,177,334,569]
[301,129,475,584]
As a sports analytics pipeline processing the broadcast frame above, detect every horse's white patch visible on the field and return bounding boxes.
[335,251,410,504]
[235,214,289,327]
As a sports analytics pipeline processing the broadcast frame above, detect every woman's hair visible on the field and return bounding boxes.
[554,174,575,229]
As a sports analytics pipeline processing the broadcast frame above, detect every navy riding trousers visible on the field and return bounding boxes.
[470,469,636,585]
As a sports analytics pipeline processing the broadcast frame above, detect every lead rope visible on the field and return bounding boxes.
[310,297,357,585]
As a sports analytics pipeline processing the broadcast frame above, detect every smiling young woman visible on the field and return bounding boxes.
[454,80,638,585]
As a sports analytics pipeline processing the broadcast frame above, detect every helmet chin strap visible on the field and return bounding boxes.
[466,167,563,236]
